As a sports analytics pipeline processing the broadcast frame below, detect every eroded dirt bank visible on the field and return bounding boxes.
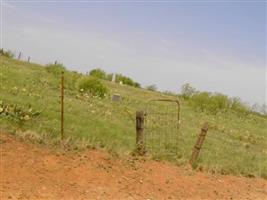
[1,132,266,200]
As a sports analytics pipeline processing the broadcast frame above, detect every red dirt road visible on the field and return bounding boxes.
[1,132,267,200]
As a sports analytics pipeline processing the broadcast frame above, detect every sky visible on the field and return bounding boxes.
[1,0,266,105]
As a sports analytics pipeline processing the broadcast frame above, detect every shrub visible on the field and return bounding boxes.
[88,69,113,81]
[146,84,157,91]
[106,73,113,81]
[77,77,108,98]
[0,100,41,125]
[89,68,107,79]
[46,63,66,76]
[46,63,81,90]
[115,74,141,88]
[162,90,178,96]
[65,71,82,90]
[191,92,211,112]
[88,68,141,87]
[208,93,229,113]
[190,92,228,114]
[0,49,15,58]
[229,97,250,114]
[190,92,251,115]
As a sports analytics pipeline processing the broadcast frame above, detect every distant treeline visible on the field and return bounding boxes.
[180,83,267,116]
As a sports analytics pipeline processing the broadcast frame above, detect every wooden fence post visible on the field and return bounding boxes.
[136,111,145,155]
[61,71,64,140]
[189,122,209,165]
[18,52,22,60]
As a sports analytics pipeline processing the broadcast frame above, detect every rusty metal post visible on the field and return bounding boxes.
[136,111,145,155]
[189,122,209,165]
[61,71,64,140]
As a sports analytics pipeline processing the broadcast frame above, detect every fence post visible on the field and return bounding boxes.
[61,71,64,140]
[136,111,145,155]
[189,122,209,165]
[18,52,22,60]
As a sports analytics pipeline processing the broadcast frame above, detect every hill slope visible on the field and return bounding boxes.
[0,56,267,179]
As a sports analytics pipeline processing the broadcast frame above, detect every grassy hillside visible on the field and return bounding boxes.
[1,56,267,179]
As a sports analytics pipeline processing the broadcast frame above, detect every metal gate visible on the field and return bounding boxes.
[144,99,180,159]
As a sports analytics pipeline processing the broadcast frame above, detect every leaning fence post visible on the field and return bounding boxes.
[18,52,22,60]
[136,111,145,155]
[60,71,64,140]
[189,122,209,165]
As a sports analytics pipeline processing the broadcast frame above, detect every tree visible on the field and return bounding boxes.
[180,83,196,99]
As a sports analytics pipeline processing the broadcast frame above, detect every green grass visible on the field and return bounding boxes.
[1,56,267,179]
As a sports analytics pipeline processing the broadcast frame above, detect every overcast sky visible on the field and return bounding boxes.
[1,0,266,105]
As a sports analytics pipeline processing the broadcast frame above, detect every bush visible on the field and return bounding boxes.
[88,68,141,88]
[191,92,211,112]
[77,77,108,98]
[89,68,107,79]
[46,63,81,90]
[229,97,250,115]
[181,83,251,115]
[88,69,113,81]
[0,100,41,125]
[190,92,250,115]
[46,63,66,76]
[0,49,15,58]
[190,92,229,114]
[106,73,113,81]
[115,74,141,88]
[65,71,82,90]
[208,93,229,113]
[146,84,157,91]
[162,90,178,96]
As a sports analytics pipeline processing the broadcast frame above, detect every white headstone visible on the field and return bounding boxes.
[112,73,116,82]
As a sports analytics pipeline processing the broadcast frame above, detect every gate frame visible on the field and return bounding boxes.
[140,99,181,155]
[145,98,181,129]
